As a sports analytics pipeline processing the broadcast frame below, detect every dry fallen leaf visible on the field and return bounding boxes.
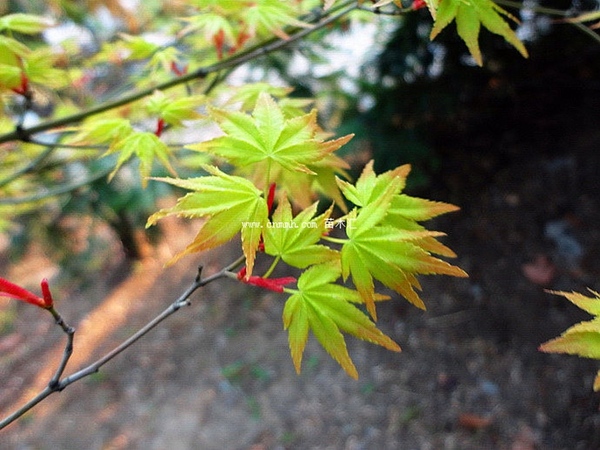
[522,254,556,286]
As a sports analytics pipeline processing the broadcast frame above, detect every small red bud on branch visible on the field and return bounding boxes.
[213,29,226,60]
[170,61,188,76]
[0,277,54,309]
[412,0,426,10]
[155,118,165,137]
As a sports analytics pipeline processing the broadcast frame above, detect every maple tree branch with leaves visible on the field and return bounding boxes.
[1,0,600,433]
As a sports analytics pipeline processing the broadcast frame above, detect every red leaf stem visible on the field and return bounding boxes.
[267,182,276,215]
[236,267,296,293]
[155,118,165,137]
[213,29,225,60]
[11,69,29,96]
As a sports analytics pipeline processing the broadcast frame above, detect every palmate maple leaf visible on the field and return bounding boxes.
[263,197,339,269]
[429,0,528,66]
[283,264,400,379]
[106,131,177,187]
[237,152,351,212]
[146,165,268,275]
[337,162,467,319]
[244,0,310,40]
[187,92,353,189]
[540,290,600,391]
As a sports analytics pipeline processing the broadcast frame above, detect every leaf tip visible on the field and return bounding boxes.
[594,371,600,392]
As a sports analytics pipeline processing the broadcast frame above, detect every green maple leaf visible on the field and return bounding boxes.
[429,0,528,66]
[147,165,268,274]
[0,13,54,34]
[246,153,350,212]
[336,160,411,208]
[106,131,176,187]
[145,90,206,127]
[387,194,459,221]
[244,0,310,40]
[120,33,160,59]
[225,82,293,111]
[22,49,68,89]
[540,290,600,391]
[188,92,353,186]
[68,118,134,145]
[0,35,30,68]
[338,162,467,319]
[148,47,183,74]
[382,193,461,258]
[283,264,400,379]
[264,197,339,269]
[0,63,22,91]
[181,12,238,47]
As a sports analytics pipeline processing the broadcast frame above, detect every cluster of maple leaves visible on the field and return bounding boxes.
[144,91,467,378]
[2,0,600,383]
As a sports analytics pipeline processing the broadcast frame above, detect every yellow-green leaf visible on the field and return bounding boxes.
[539,332,600,359]
[107,132,176,186]
[146,90,206,126]
[424,0,439,18]
[336,160,410,208]
[0,35,30,66]
[0,14,55,34]
[147,165,268,273]
[188,93,352,186]
[226,82,293,111]
[540,290,600,391]
[68,118,134,146]
[429,0,528,66]
[22,49,68,89]
[244,0,310,40]
[387,194,460,222]
[283,264,399,379]
[339,162,467,319]
[0,63,22,90]
[546,290,600,316]
[264,198,339,268]
[120,33,160,59]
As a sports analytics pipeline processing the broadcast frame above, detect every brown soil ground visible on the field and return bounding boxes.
[2,131,600,449]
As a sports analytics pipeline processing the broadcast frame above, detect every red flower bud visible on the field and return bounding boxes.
[155,118,165,137]
[230,29,251,54]
[40,278,54,308]
[412,0,426,10]
[213,29,225,60]
[0,277,53,309]
[170,61,188,76]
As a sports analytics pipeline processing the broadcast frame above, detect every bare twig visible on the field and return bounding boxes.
[0,146,55,189]
[0,255,246,430]
[0,307,74,430]
[46,307,75,389]
[356,3,414,15]
[496,0,600,44]
[0,165,114,205]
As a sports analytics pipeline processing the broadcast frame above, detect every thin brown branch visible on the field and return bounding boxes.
[0,255,245,430]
